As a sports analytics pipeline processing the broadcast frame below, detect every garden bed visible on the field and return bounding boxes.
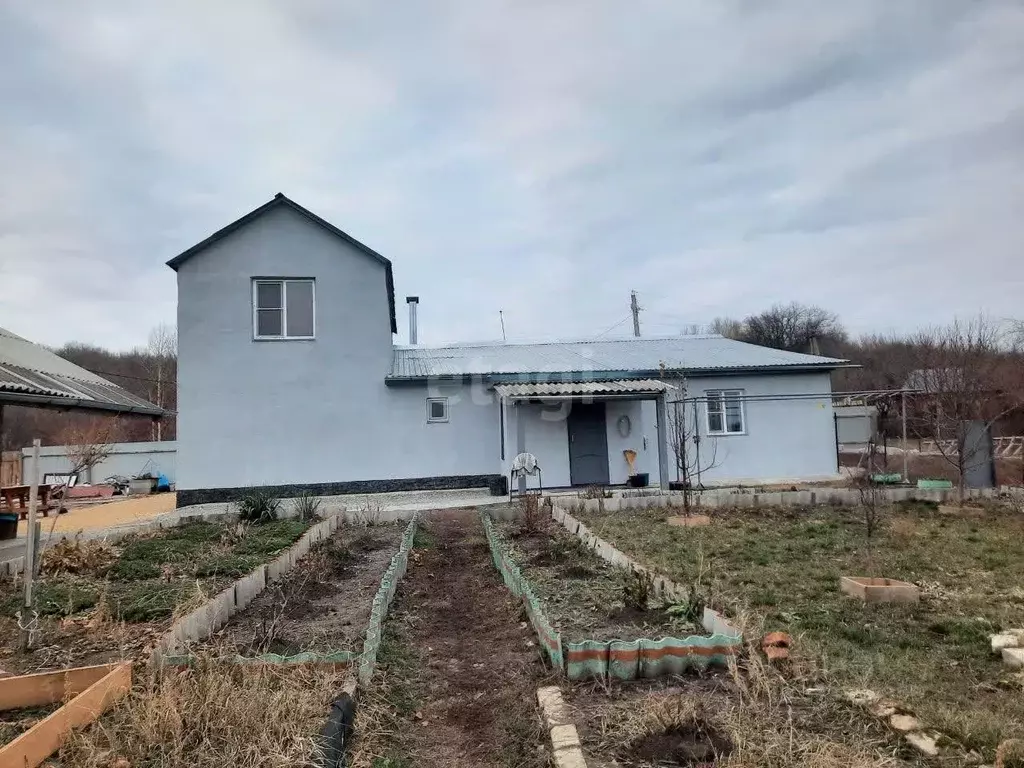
[572,499,1024,762]
[196,523,404,659]
[0,518,311,675]
[493,518,699,643]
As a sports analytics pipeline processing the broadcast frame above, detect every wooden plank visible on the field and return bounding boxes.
[0,662,131,768]
[0,452,21,488]
[0,664,118,711]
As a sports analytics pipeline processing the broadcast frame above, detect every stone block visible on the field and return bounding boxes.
[889,714,920,733]
[550,724,581,752]
[905,731,940,756]
[991,633,1020,654]
[1002,647,1024,669]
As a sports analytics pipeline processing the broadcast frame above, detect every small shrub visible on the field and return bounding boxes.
[237,488,281,524]
[294,491,322,522]
[581,485,613,499]
[622,567,655,612]
[666,584,706,624]
[519,493,541,534]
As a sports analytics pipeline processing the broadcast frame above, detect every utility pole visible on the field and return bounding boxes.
[630,291,641,337]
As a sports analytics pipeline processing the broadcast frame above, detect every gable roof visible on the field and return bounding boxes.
[166,193,397,334]
[389,334,851,381]
[0,327,164,416]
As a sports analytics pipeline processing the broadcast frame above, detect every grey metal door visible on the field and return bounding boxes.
[568,402,610,486]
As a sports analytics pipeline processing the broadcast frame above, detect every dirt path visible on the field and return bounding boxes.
[363,511,549,768]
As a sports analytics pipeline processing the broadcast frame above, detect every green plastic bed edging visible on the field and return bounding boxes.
[357,516,418,685]
[482,512,742,682]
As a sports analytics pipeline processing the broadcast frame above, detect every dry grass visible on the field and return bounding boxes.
[577,501,1024,760]
[61,661,348,768]
[583,629,906,768]
[40,537,118,577]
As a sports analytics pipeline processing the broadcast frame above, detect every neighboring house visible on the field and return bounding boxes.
[168,194,850,505]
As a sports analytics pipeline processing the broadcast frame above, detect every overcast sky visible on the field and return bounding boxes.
[1,1,1022,350]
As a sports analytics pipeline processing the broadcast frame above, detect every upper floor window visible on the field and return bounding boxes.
[706,389,745,434]
[253,279,315,340]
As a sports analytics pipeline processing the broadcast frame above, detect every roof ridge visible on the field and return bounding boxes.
[394,333,725,351]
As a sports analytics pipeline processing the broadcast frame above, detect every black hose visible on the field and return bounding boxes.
[316,692,356,768]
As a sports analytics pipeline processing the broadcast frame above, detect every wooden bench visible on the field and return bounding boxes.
[0,484,55,519]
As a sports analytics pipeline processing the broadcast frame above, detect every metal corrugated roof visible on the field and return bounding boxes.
[494,379,672,398]
[389,335,849,380]
[0,327,164,416]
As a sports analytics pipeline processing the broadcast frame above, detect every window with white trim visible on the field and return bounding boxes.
[253,279,315,339]
[706,389,744,434]
[427,397,449,423]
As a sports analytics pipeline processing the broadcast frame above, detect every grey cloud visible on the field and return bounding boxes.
[0,0,1022,349]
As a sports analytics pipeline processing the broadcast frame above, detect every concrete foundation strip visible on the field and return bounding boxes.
[537,686,588,768]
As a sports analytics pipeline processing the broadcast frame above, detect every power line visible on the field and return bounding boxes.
[594,316,632,338]
[83,368,176,387]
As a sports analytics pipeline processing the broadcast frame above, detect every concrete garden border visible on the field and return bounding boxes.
[0,662,132,768]
[150,513,344,663]
[155,517,418,684]
[559,484,1019,516]
[483,512,741,681]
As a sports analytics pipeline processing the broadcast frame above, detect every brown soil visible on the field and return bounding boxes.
[495,518,699,643]
[0,702,62,744]
[201,525,403,657]
[364,511,550,768]
[626,721,733,766]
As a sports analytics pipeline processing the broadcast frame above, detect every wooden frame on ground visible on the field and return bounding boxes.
[0,662,132,768]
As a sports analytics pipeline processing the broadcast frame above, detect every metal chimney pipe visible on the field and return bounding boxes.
[406,296,419,345]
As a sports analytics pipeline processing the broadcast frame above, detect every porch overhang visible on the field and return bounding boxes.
[492,378,673,400]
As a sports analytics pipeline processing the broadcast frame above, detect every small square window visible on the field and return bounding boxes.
[427,397,449,423]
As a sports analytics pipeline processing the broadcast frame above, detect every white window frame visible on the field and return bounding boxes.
[705,389,745,435]
[252,278,316,340]
[426,397,449,423]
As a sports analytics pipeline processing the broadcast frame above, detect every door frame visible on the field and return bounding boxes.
[567,401,610,486]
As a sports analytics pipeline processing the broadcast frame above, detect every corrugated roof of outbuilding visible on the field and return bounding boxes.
[0,327,164,415]
[389,335,849,380]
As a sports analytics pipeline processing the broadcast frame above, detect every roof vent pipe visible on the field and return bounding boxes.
[406,296,419,345]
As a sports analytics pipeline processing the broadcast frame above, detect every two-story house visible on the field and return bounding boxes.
[169,194,850,506]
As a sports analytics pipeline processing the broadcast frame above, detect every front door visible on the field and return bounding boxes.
[568,402,610,486]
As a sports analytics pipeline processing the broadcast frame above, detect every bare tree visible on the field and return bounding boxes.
[854,442,885,571]
[741,302,846,353]
[667,380,725,514]
[708,316,744,339]
[144,324,177,441]
[57,416,120,484]
[905,317,1024,502]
